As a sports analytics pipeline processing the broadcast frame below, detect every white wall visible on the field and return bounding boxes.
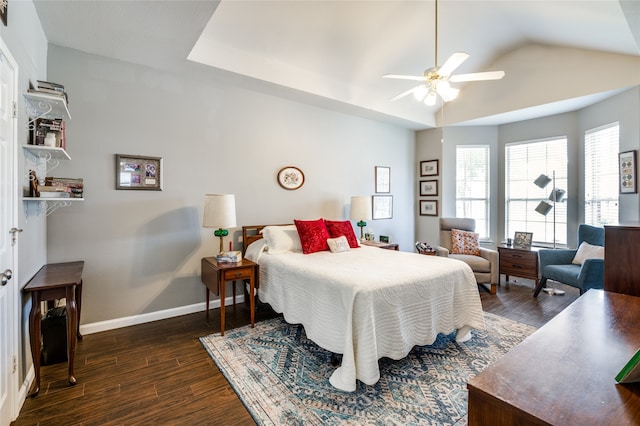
[45,45,416,326]
[0,0,49,393]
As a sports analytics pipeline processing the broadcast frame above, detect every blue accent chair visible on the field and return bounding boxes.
[534,224,605,297]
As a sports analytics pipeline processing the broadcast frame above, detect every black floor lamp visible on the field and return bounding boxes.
[534,171,566,295]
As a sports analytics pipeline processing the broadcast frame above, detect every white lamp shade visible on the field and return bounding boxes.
[350,196,372,220]
[203,194,237,228]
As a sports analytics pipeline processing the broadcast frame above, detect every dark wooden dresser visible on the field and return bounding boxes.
[605,223,640,297]
[467,290,640,425]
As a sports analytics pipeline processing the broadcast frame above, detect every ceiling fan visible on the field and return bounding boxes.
[383,0,505,106]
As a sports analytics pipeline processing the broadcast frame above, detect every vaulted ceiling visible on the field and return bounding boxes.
[34,0,640,129]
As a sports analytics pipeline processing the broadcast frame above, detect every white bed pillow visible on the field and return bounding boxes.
[572,241,604,265]
[261,225,302,254]
[327,235,351,253]
[244,239,268,262]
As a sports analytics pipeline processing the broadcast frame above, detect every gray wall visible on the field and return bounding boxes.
[45,45,416,326]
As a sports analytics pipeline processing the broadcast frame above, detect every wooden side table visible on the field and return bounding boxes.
[361,240,400,251]
[498,245,539,289]
[201,257,258,336]
[23,261,84,397]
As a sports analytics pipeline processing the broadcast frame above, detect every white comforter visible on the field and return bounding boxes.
[246,241,485,392]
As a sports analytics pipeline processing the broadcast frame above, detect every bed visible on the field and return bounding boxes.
[242,223,485,392]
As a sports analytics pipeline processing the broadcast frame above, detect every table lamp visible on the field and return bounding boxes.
[203,194,237,254]
[350,196,372,241]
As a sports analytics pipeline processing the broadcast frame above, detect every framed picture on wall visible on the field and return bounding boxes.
[420,159,439,177]
[115,154,163,190]
[375,166,390,193]
[419,180,438,196]
[372,195,393,219]
[419,200,438,216]
[619,150,637,194]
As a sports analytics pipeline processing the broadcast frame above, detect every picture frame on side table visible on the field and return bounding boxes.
[375,166,390,193]
[420,159,439,177]
[619,150,637,194]
[419,180,438,196]
[419,200,438,216]
[372,195,393,219]
[513,231,533,249]
[116,154,163,190]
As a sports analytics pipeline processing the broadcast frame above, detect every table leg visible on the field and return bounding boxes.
[220,279,225,336]
[65,286,78,386]
[232,281,236,310]
[249,272,255,329]
[76,280,83,340]
[28,292,42,397]
[205,286,210,320]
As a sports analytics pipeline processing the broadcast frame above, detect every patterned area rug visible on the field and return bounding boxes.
[200,313,536,425]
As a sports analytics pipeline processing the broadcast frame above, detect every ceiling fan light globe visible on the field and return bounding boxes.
[413,86,428,101]
[424,91,437,106]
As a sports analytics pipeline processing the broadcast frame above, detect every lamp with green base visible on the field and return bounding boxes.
[350,196,372,242]
[203,194,237,255]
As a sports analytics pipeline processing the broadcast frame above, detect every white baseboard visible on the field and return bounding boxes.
[79,294,245,336]
[15,366,34,419]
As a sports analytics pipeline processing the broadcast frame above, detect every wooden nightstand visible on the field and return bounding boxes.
[361,240,400,251]
[498,245,539,288]
[201,257,258,336]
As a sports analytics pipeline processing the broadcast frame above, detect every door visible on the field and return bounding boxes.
[0,39,18,425]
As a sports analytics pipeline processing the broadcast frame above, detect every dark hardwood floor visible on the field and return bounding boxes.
[12,278,579,425]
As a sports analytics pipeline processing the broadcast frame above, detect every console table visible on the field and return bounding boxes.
[467,290,640,425]
[23,261,84,397]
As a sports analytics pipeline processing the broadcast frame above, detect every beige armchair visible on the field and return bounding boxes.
[435,218,499,294]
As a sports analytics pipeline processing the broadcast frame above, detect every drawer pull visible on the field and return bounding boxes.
[235,272,242,277]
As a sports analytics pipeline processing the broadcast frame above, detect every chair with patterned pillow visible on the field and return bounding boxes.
[434,217,499,294]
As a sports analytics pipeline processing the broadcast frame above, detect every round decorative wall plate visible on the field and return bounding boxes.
[277,166,305,190]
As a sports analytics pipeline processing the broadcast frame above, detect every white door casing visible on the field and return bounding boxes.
[0,38,19,425]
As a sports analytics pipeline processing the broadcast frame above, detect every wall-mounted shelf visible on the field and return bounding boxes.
[24,92,71,122]
[22,197,84,218]
[22,145,71,161]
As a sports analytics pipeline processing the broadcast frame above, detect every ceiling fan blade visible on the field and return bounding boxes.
[437,52,469,77]
[390,85,423,101]
[449,70,505,82]
[382,74,425,82]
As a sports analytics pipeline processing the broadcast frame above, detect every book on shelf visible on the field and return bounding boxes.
[616,348,640,384]
[44,177,84,198]
[38,192,71,199]
[216,251,242,263]
[29,80,69,104]
[30,118,65,149]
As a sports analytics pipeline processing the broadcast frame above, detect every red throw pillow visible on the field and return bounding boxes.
[294,219,330,254]
[324,219,360,248]
[451,229,480,256]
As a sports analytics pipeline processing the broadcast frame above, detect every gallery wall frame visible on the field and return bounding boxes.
[375,166,390,193]
[420,159,439,177]
[372,195,393,219]
[619,150,637,194]
[115,154,162,190]
[419,180,438,197]
[419,200,438,216]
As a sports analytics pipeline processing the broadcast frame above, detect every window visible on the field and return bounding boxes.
[585,122,619,226]
[456,145,489,239]
[505,137,568,246]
